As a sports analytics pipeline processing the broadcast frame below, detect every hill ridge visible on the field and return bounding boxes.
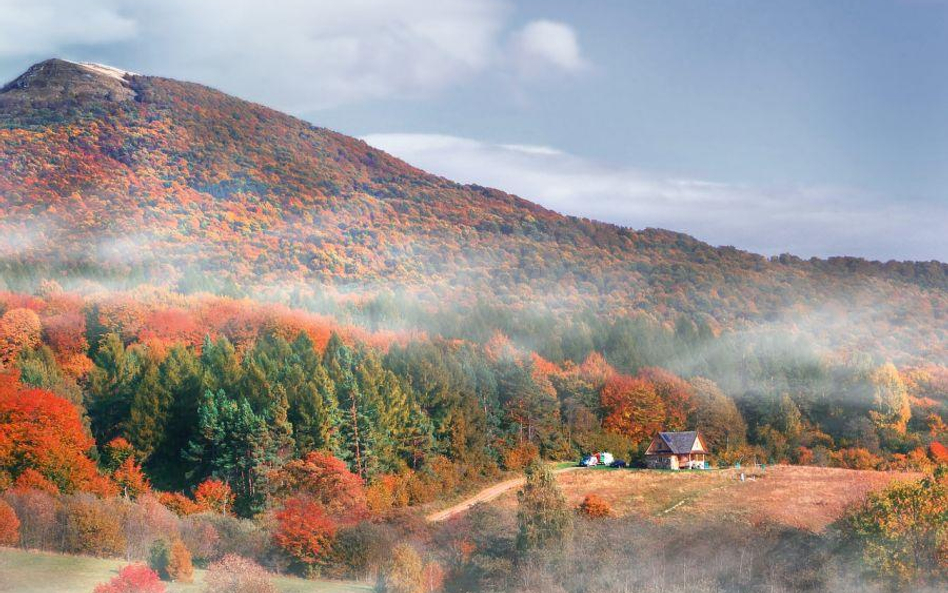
[0,59,945,363]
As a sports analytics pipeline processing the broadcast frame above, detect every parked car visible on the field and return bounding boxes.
[609,459,627,468]
[579,455,598,467]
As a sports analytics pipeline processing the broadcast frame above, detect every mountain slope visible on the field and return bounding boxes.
[0,59,945,362]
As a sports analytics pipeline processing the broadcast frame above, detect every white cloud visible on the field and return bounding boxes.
[0,1,589,110]
[361,133,948,261]
[511,20,586,75]
[0,0,136,57]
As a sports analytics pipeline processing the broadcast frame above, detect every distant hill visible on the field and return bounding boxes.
[0,59,945,362]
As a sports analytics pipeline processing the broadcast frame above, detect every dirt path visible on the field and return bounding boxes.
[426,466,582,522]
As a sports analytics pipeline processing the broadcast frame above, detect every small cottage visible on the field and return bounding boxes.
[644,431,709,470]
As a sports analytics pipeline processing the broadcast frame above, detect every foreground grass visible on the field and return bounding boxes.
[0,548,371,593]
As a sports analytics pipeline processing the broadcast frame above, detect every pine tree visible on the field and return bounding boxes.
[186,389,278,517]
[323,334,375,478]
[86,333,141,443]
[127,355,172,460]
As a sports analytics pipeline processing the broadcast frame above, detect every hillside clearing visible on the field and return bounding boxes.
[0,548,370,593]
[492,465,917,532]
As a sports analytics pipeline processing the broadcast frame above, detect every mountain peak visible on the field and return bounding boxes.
[0,58,137,108]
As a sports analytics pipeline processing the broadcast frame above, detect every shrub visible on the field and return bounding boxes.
[273,496,337,573]
[204,554,277,593]
[204,512,270,562]
[93,563,165,593]
[422,560,446,593]
[180,514,221,564]
[793,446,815,465]
[62,495,126,557]
[123,494,180,560]
[0,498,20,545]
[167,538,194,582]
[378,543,424,593]
[577,494,613,518]
[194,479,233,515]
[327,521,392,579]
[3,488,60,550]
[830,447,883,470]
[150,538,194,582]
[847,467,948,584]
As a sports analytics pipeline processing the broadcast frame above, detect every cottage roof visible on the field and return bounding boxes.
[657,431,702,454]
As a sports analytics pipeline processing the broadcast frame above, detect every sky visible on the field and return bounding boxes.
[0,0,946,262]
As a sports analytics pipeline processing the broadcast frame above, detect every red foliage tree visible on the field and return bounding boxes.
[0,498,20,546]
[193,479,234,515]
[273,497,337,571]
[270,452,367,522]
[93,564,165,593]
[600,375,666,447]
[0,375,106,493]
[41,312,90,375]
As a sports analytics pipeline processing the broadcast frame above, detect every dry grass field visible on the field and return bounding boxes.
[0,548,370,593]
[494,465,918,532]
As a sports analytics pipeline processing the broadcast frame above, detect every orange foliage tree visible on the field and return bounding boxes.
[0,308,41,368]
[600,375,666,448]
[193,479,234,515]
[637,367,695,431]
[113,456,151,499]
[0,498,20,546]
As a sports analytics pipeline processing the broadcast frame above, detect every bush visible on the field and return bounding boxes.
[204,512,271,562]
[378,543,424,593]
[577,494,613,518]
[327,522,392,579]
[273,497,337,573]
[93,563,165,593]
[830,447,883,470]
[3,488,60,550]
[0,498,20,545]
[123,494,180,560]
[167,538,194,582]
[180,514,221,564]
[204,554,277,593]
[62,495,126,557]
[150,538,194,582]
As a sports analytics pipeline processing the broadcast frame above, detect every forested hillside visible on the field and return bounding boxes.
[0,60,945,364]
